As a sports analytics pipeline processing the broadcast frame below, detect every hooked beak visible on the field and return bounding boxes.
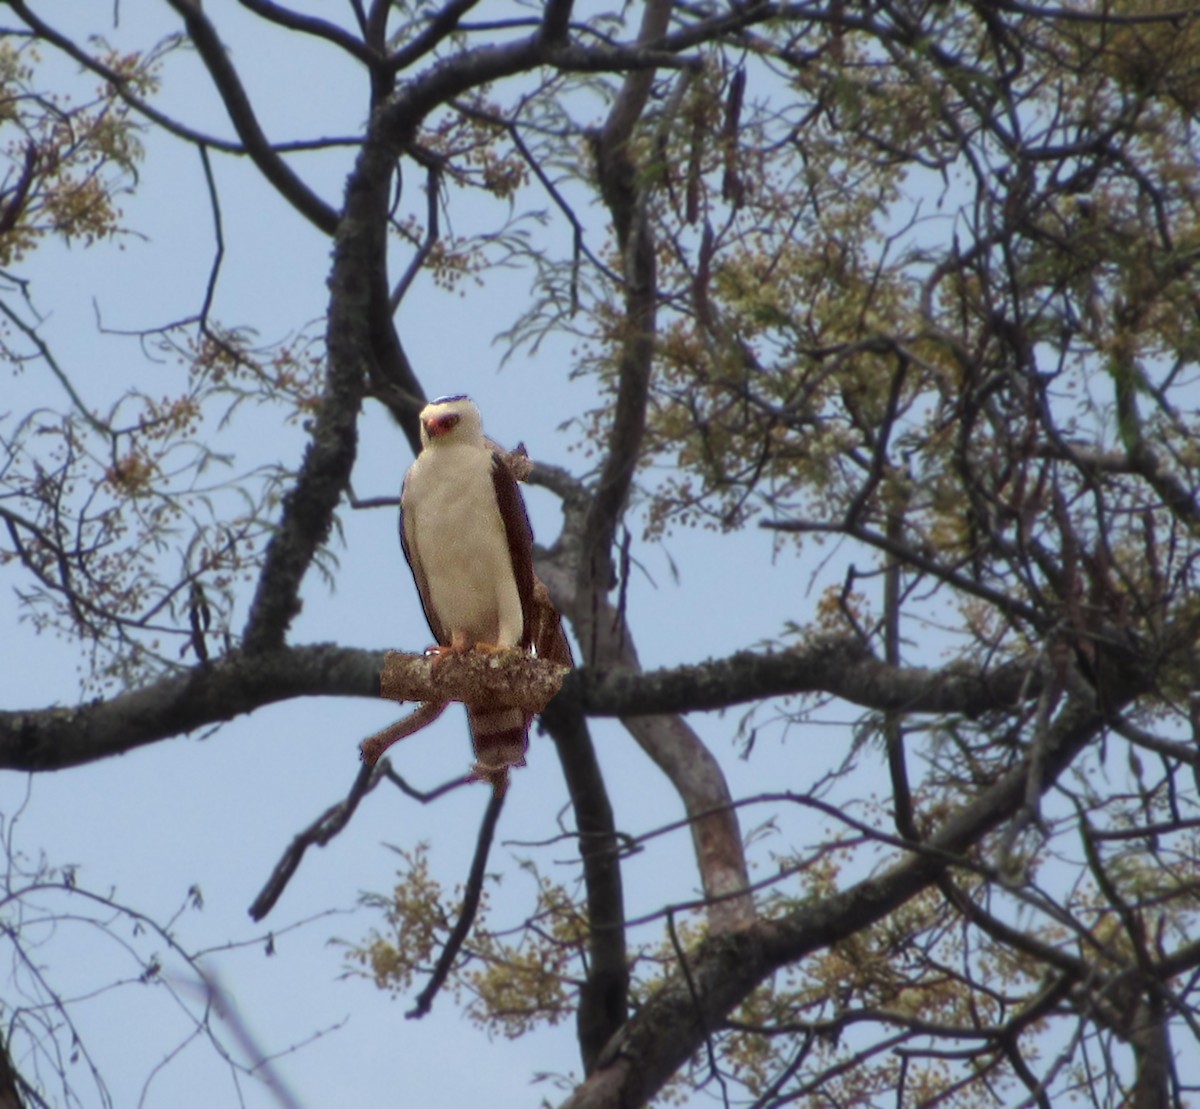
[423,413,461,439]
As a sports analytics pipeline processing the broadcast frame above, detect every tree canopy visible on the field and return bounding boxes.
[3,1,1200,1106]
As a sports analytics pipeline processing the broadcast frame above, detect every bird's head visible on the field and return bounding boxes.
[419,394,484,449]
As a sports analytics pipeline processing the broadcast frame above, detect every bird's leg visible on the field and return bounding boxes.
[427,638,518,662]
[425,631,474,665]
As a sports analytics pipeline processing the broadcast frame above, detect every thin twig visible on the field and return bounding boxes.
[407,786,507,1019]
[667,907,730,1109]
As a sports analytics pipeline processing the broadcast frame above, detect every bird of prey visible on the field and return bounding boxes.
[400,395,571,785]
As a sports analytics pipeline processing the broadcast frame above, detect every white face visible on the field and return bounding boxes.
[419,396,482,447]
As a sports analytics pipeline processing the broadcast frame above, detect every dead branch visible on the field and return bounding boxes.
[248,760,381,921]
[379,649,570,714]
[360,700,448,766]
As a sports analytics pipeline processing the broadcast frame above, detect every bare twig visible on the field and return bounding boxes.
[406,786,507,1018]
[359,700,448,766]
[248,760,380,921]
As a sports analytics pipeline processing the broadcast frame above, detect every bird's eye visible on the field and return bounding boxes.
[425,412,461,438]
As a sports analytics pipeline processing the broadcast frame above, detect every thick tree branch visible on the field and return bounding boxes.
[578,0,673,597]
[539,0,576,46]
[570,638,1038,718]
[0,645,383,772]
[620,711,756,932]
[380,650,570,714]
[0,636,1041,773]
[240,135,392,652]
[235,0,380,65]
[541,695,629,1074]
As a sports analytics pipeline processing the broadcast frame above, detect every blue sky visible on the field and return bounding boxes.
[0,7,844,1106]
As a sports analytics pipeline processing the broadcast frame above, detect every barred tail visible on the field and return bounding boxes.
[467,705,530,773]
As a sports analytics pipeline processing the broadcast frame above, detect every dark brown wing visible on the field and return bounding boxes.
[491,450,574,666]
[399,469,449,646]
[530,577,574,667]
[490,451,538,652]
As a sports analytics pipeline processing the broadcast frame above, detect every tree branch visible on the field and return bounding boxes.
[0,645,383,771]
[4,1,252,155]
[251,756,470,923]
[235,0,380,65]
[239,122,387,651]
[578,0,673,598]
[559,689,1124,1109]
[249,759,379,921]
[407,786,507,1018]
[359,700,449,766]
[570,637,1038,718]
[380,650,570,713]
[541,695,629,1073]
[0,636,1042,773]
[386,0,482,74]
[165,0,341,234]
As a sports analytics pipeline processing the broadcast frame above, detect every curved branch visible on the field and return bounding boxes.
[251,756,470,923]
[359,700,449,766]
[249,759,378,922]
[235,0,380,65]
[559,691,1118,1109]
[165,0,340,234]
[386,0,482,74]
[545,523,757,932]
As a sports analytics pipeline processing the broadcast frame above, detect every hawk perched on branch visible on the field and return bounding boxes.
[400,394,572,783]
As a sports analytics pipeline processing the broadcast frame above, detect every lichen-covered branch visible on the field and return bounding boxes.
[379,650,569,714]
